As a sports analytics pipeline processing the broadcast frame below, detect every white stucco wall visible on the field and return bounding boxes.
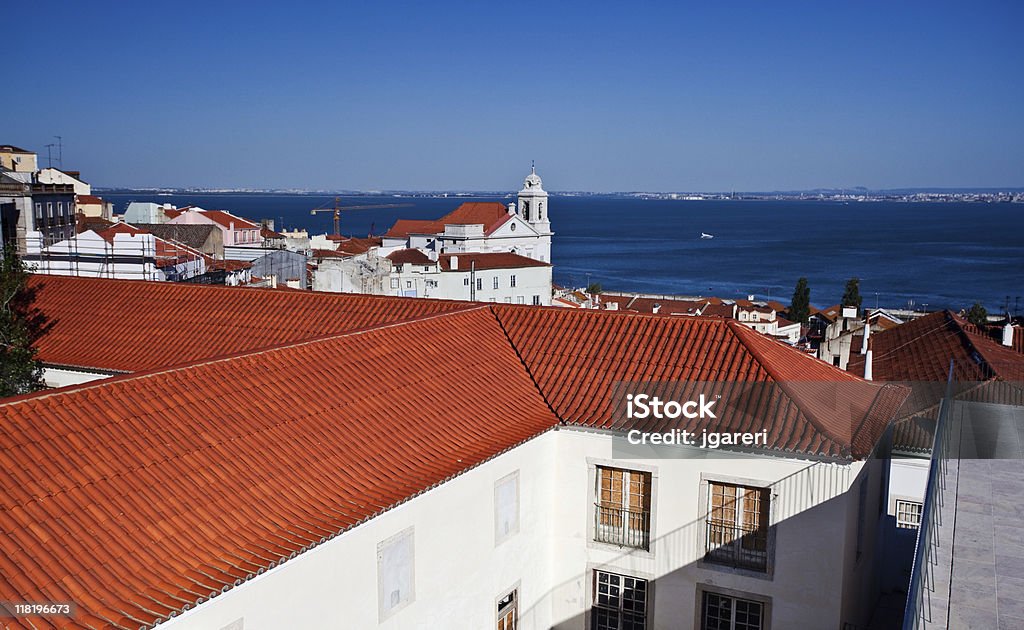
[888,457,928,514]
[157,424,882,630]
[42,367,114,389]
[159,430,560,630]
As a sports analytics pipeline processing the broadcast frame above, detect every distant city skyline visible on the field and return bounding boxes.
[7,1,1024,192]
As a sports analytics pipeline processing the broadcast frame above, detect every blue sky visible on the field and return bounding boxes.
[6,1,1023,192]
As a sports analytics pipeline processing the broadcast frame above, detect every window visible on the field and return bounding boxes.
[896,499,922,530]
[516,296,525,305]
[390,278,399,289]
[701,591,765,630]
[406,280,413,288]
[595,466,651,549]
[592,570,647,630]
[493,277,499,289]
[495,471,519,544]
[497,589,517,630]
[532,295,540,306]
[477,278,483,291]
[47,202,54,218]
[510,275,517,288]
[377,528,415,621]
[705,482,769,572]
[464,278,470,286]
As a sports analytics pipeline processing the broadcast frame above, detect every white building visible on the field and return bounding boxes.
[23,224,207,282]
[386,250,552,305]
[36,167,91,196]
[382,167,554,264]
[2,280,910,630]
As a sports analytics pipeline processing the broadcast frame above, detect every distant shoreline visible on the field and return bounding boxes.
[96,188,1024,204]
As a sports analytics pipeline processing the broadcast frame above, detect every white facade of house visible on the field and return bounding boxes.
[388,257,552,305]
[158,428,885,630]
[169,209,261,246]
[24,229,206,281]
[36,168,91,195]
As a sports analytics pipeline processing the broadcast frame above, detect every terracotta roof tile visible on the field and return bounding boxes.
[28,275,473,372]
[386,248,433,265]
[1,308,558,628]
[438,252,548,271]
[383,202,512,239]
[493,305,906,459]
[2,280,912,626]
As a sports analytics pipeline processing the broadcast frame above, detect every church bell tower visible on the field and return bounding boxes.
[517,163,553,262]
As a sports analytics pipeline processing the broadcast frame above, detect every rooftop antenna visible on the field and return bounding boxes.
[54,135,63,169]
[44,143,55,168]
[531,159,535,175]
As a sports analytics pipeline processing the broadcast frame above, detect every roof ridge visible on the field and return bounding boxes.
[726,321,853,453]
[485,305,568,426]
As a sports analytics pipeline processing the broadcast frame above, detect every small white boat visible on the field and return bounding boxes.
[700,233,714,239]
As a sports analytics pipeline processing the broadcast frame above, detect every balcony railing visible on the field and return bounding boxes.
[704,520,768,572]
[594,504,650,550]
[902,360,956,630]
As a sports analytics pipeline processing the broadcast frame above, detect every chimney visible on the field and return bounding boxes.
[861,319,871,354]
[508,202,516,216]
[864,349,873,381]
[1004,322,1015,347]
[652,303,661,315]
[449,255,458,271]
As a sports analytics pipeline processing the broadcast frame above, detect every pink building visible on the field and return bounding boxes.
[167,207,261,246]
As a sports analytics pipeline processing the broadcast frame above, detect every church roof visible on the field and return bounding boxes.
[383,202,512,239]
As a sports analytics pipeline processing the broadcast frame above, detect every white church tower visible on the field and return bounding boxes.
[517,163,553,262]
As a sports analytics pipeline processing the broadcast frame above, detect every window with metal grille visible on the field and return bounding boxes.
[701,591,764,630]
[896,499,922,529]
[497,589,517,630]
[592,570,647,630]
[510,275,517,287]
[705,482,769,572]
[595,466,651,550]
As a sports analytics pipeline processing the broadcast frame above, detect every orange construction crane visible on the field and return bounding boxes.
[310,197,414,237]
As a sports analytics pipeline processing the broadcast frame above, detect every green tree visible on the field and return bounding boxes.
[1,247,48,397]
[841,277,863,310]
[586,282,602,296]
[966,302,988,328]
[789,277,811,324]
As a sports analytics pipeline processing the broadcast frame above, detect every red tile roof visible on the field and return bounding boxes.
[847,311,1024,443]
[848,310,1024,384]
[599,295,705,315]
[334,236,381,255]
[383,219,444,239]
[493,305,906,459]
[383,202,512,239]
[0,308,558,629]
[438,252,549,271]
[195,209,260,230]
[75,194,104,204]
[438,202,512,235]
[2,279,909,627]
[206,259,252,272]
[386,248,433,265]
[28,275,473,372]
